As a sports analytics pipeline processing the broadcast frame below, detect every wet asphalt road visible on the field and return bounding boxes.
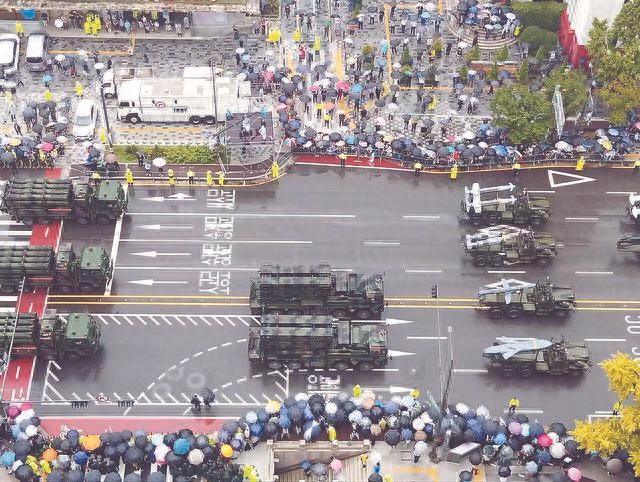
[30,165,640,421]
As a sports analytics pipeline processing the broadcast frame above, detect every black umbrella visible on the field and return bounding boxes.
[472,146,484,156]
[13,440,31,457]
[459,470,472,482]
[515,414,529,424]
[368,474,383,482]
[437,146,450,157]
[195,435,209,449]
[103,446,117,460]
[335,408,347,423]
[165,452,181,467]
[304,128,317,139]
[402,113,411,121]
[124,447,143,465]
[326,88,338,99]
[115,443,127,457]
[469,451,482,466]
[281,83,295,93]
[104,473,122,482]
[390,84,400,92]
[67,470,85,482]
[498,466,511,478]
[461,148,474,159]
[99,433,112,445]
[123,474,141,482]
[564,439,578,456]
[14,465,34,481]
[374,98,386,107]
[549,422,566,436]
[289,406,302,421]
[32,124,43,134]
[134,435,147,449]
[147,473,165,482]
[144,443,155,455]
[299,94,311,103]
[314,64,327,73]
[384,429,401,446]
[329,132,342,142]
[85,471,101,482]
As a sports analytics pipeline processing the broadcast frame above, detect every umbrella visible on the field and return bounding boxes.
[550,442,566,459]
[73,451,88,466]
[567,467,581,481]
[14,465,33,481]
[459,470,472,481]
[123,475,141,482]
[329,458,342,472]
[606,458,623,474]
[124,447,143,465]
[85,471,101,482]
[104,474,122,482]
[311,463,326,477]
[188,449,204,465]
[538,434,553,447]
[384,429,401,446]
[299,94,311,103]
[537,451,552,464]
[220,444,233,458]
[549,422,566,436]
[152,157,166,168]
[368,475,383,482]
[525,461,538,474]
[498,466,511,478]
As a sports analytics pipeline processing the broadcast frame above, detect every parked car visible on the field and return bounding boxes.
[25,31,51,72]
[0,34,20,76]
[72,99,98,141]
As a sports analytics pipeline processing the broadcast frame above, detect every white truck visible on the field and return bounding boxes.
[114,67,251,125]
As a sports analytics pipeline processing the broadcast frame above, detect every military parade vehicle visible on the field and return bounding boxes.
[463,225,557,267]
[617,234,640,259]
[477,278,576,319]
[249,264,385,319]
[248,314,389,370]
[483,336,592,378]
[1,177,127,226]
[0,243,112,294]
[460,183,551,227]
[0,310,101,362]
[627,193,640,226]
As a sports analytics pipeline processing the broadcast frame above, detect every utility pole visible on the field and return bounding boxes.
[99,84,113,149]
[432,283,444,409]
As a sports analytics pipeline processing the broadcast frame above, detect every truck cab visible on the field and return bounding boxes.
[74,246,113,293]
[72,179,127,225]
[39,312,101,360]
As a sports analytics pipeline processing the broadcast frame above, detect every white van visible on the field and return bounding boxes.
[72,99,98,141]
[0,34,20,76]
[25,31,50,72]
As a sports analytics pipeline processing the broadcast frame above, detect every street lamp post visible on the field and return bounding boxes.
[99,84,113,149]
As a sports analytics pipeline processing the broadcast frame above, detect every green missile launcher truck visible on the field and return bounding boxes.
[248,315,389,370]
[1,177,127,226]
[249,264,385,319]
[0,310,101,361]
[0,243,112,294]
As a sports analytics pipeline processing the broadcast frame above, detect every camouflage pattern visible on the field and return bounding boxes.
[464,227,557,267]
[617,234,640,259]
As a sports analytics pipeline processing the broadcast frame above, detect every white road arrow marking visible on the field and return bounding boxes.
[351,318,415,326]
[388,350,416,357]
[139,224,194,230]
[361,386,413,394]
[128,279,189,286]
[547,170,596,188]
[167,193,194,200]
[131,251,191,258]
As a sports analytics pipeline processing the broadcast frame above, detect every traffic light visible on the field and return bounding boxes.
[431,284,438,299]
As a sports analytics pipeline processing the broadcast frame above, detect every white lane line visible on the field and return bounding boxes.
[585,338,627,342]
[402,215,441,220]
[235,394,247,403]
[575,271,614,276]
[171,315,186,326]
[221,382,233,388]
[407,336,448,340]
[262,393,271,402]
[0,230,32,236]
[72,392,82,401]
[0,220,21,226]
[198,315,212,326]
[147,382,156,390]
[364,241,400,246]
[372,368,399,372]
[112,392,122,400]
[405,269,443,274]
[121,239,312,245]
[236,377,247,383]
[179,358,189,364]
[453,369,489,374]
[160,315,172,326]
[527,190,555,194]
[239,317,250,326]
[223,316,236,327]
[0,296,17,302]
[186,316,198,326]
[116,266,258,271]
[0,241,28,246]
[181,393,190,402]
[222,342,232,347]
[105,184,128,295]
[193,351,203,358]
[221,393,233,403]
[168,393,180,404]
[564,217,599,222]
[149,315,160,326]
[123,315,134,326]
[487,270,526,274]
[129,212,356,218]
[213,316,224,327]
[252,374,263,378]
[606,191,635,195]
[207,346,218,352]
[250,394,261,404]
[135,315,147,326]
[14,366,20,379]
[108,314,121,326]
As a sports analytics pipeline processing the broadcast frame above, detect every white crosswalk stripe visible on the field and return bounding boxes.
[95,314,261,327]
[0,212,31,313]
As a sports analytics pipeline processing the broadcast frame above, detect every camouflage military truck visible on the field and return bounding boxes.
[464,225,557,267]
[461,183,551,227]
[476,278,576,319]
[248,314,389,370]
[0,310,101,361]
[617,234,640,259]
[483,336,592,378]
[0,243,112,294]
[1,177,127,226]
[249,264,385,319]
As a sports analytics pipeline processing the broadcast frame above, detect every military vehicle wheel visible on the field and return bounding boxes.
[96,215,111,225]
[359,363,374,371]
[332,309,349,318]
[20,218,35,226]
[355,308,372,320]
[79,284,95,294]
[268,361,283,369]
[530,217,544,227]
[487,215,499,226]
[474,256,487,267]
[554,309,569,319]
[536,257,551,266]
[470,215,483,226]
[501,366,515,378]
[205,116,216,125]
[489,307,503,319]
[189,116,203,125]
[505,306,521,319]
[75,216,90,225]
[57,285,73,294]
[491,256,503,267]
[333,362,350,371]
[519,367,533,378]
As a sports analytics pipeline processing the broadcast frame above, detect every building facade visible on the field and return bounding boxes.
[558,0,626,67]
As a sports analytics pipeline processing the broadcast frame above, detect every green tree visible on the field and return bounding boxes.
[496,45,509,63]
[610,0,640,46]
[520,26,557,56]
[457,65,468,83]
[490,85,554,144]
[572,353,640,476]
[515,61,529,84]
[510,1,565,31]
[362,44,373,57]
[535,45,546,63]
[599,76,640,125]
[400,47,411,67]
[465,45,481,63]
[487,63,499,81]
[542,66,588,117]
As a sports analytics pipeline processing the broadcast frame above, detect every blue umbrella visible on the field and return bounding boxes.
[301,460,312,470]
[303,407,314,422]
[608,128,620,136]
[498,70,510,79]
[41,74,53,84]
[216,430,230,443]
[349,84,363,94]
[289,119,301,129]
[529,423,544,437]
[401,428,413,441]
[493,432,507,445]
[345,135,356,145]
[1,451,15,466]
[455,83,464,90]
[537,450,551,464]
[250,423,263,437]
[493,145,508,156]
[377,58,387,67]
[421,11,431,18]
[19,9,36,19]
[74,451,88,465]
[384,400,399,415]
[278,417,291,429]
[172,438,189,455]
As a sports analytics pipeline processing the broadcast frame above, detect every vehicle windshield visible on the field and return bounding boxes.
[75,115,92,126]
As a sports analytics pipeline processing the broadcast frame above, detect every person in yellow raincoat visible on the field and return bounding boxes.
[125,168,133,185]
[43,89,53,102]
[74,81,84,98]
[218,171,225,186]
[83,18,91,35]
[39,459,51,475]
[271,161,279,179]
[94,14,102,32]
[15,21,23,37]
[206,170,213,186]
[313,36,320,54]
[428,96,437,111]
[352,384,361,398]
[167,168,175,186]
[328,425,336,441]
[293,28,301,43]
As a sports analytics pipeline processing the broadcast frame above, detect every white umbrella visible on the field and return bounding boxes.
[467,69,477,76]
[412,418,426,431]
[458,41,469,48]
[246,411,258,424]
[401,395,415,408]
[152,157,167,167]
[295,392,308,401]
[345,37,353,44]
[237,72,247,81]
[490,15,500,22]
[424,2,436,10]
[94,62,105,70]
[549,442,566,459]
[554,140,571,151]
[392,62,401,70]
[415,441,428,454]
[362,389,375,401]
[265,49,275,56]
[463,130,475,140]
[455,402,470,415]
[54,54,65,62]
[506,12,516,20]
[348,410,363,424]
[54,18,64,28]
[235,48,245,55]
[151,434,164,446]
[548,432,560,443]
[282,77,291,84]
[476,405,490,418]
[478,141,489,149]
[458,94,468,102]
[188,449,204,465]
[325,401,338,415]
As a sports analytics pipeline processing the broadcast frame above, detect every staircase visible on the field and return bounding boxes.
[277,455,367,482]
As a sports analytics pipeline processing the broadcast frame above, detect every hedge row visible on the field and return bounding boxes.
[520,26,558,55]
[511,1,565,32]
[113,144,227,165]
